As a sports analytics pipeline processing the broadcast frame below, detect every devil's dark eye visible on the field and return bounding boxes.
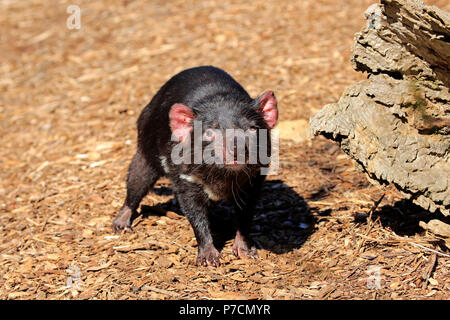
[204,128,215,140]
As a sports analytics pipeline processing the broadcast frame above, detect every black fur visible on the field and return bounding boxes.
[113,66,273,266]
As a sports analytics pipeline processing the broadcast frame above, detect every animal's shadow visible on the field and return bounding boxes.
[140,180,314,254]
[355,198,450,237]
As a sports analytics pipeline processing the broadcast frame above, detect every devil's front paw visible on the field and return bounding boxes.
[112,206,134,233]
[232,232,258,259]
[196,245,222,267]
[112,219,133,233]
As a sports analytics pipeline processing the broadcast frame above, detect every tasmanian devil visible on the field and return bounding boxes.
[112,66,278,266]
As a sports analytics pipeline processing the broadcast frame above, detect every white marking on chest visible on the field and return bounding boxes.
[179,174,221,201]
[159,156,169,174]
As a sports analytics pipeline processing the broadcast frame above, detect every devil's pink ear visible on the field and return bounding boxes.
[169,104,195,142]
[258,91,278,129]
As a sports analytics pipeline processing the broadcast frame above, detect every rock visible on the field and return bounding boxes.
[419,220,450,238]
[420,219,450,247]
[310,0,449,217]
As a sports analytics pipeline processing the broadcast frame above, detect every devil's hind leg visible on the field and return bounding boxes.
[113,151,160,232]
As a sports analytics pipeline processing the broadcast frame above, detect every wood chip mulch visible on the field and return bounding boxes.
[1,0,449,300]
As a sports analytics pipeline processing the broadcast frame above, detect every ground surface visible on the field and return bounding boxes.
[1,0,449,300]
